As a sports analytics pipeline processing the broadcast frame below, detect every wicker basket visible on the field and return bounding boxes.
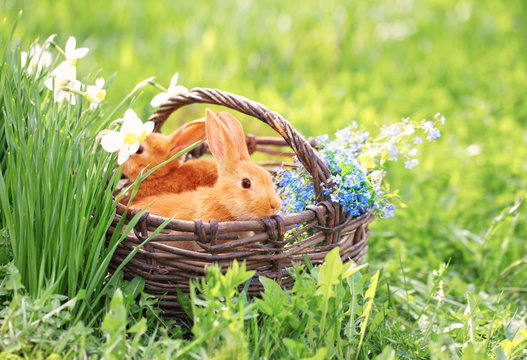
[108,88,375,317]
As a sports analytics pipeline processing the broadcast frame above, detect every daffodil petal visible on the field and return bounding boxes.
[101,131,124,152]
[150,92,169,107]
[69,93,77,105]
[123,108,140,121]
[21,52,28,66]
[44,78,53,90]
[143,121,155,135]
[51,61,77,79]
[86,85,96,94]
[117,147,130,164]
[69,79,82,91]
[128,142,140,155]
[95,77,105,87]
[54,91,64,103]
[65,36,76,57]
[172,85,189,96]
[40,52,52,69]
[72,47,89,59]
[121,109,144,134]
[168,73,179,90]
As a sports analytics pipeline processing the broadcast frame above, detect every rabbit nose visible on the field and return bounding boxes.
[270,199,282,213]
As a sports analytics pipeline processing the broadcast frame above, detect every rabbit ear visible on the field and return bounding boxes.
[218,112,250,161]
[206,109,240,173]
[170,118,205,140]
[167,119,207,153]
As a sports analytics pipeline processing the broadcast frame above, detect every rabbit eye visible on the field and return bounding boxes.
[241,178,251,189]
[136,145,144,155]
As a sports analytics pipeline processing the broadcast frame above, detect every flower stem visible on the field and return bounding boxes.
[148,79,168,92]
[64,87,84,96]
[49,41,67,59]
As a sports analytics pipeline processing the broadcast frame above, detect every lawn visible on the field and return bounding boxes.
[0,0,526,358]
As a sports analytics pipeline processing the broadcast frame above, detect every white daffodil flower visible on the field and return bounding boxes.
[85,78,106,109]
[64,36,89,66]
[20,34,56,75]
[150,73,189,107]
[44,61,81,104]
[100,109,155,164]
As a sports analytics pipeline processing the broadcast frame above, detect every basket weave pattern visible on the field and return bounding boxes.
[108,88,374,314]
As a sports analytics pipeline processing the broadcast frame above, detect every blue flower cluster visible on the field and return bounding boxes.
[317,140,374,216]
[276,131,394,219]
[276,114,445,220]
[276,167,316,213]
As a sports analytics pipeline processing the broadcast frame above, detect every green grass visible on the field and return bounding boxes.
[0,0,526,358]
[0,17,152,327]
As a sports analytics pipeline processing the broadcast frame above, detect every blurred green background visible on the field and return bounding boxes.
[2,0,526,321]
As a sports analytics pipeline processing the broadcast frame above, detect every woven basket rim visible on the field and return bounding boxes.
[117,201,374,232]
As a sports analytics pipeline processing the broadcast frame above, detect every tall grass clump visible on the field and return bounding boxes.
[0,24,160,323]
[0,31,109,295]
[0,17,18,228]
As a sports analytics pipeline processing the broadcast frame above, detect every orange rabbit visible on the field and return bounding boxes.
[121,119,218,203]
[132,109,282,250]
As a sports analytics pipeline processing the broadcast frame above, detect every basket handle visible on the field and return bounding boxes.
[148,87,331,200]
